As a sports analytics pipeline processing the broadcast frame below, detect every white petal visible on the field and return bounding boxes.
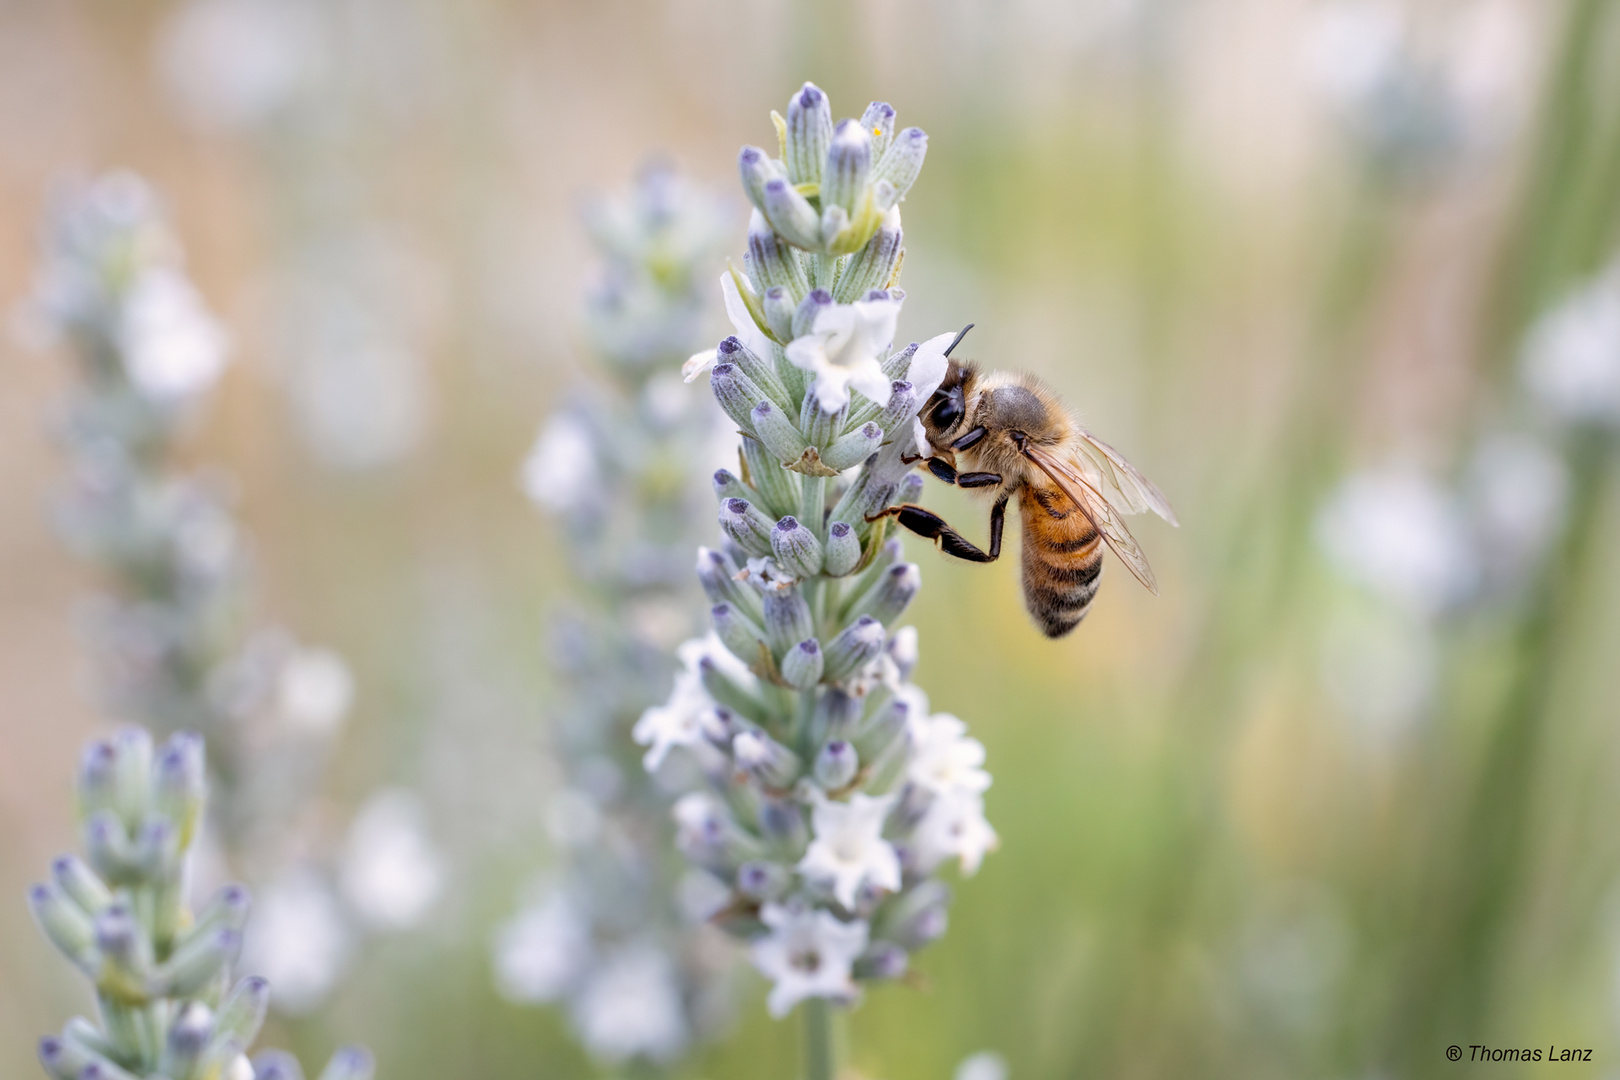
[848,362,894,408]
[682,348,717,383]
[721,272,774,359]
[906,331,956,403]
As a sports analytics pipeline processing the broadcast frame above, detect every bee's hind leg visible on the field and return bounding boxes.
[867,494,1008,563]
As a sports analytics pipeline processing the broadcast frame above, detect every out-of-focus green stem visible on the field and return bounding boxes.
[803,998,834,1080]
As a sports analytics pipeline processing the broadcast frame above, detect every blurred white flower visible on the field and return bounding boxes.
[493,889,591,1004]
[1520,261,1620,426]
[241,867,353,1015]
[521,413,598,514]
[750,904,868,1018]
[275,646,354,735]
[1303,0,1403,106]
[912,790,999,876]
[341,789,444,930]
[634,633,751,770]
[1315,467,1478,616]
[798,792,901,909]
[1319,605,1437,737]
[119,267,230,402]
[784,293,903,413]
[155,0,321,133]
[906,712,992,798]
[955,1051,1010,1080]
[570,942,689,1064]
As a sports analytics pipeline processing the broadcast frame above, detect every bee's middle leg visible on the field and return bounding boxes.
[868,494,1008,563]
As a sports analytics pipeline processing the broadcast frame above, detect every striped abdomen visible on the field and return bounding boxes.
[1019,483,1103,638]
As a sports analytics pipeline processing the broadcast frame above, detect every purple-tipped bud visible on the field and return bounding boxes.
[823,422,886,472]
[761,178,823,250]
[713,468,753,505]
[861,101,898,156]
[823,521,862,577]
[161,1001,213,1077]
[851,563,920,625]
[761,586,815,655]
[757,797,809,850]
[822,118,873,215]
[873,126,928,200]
[712,602,769,667]
[733,730,802,789]
[770,516,824,578]
[747,210,810,296]
[28,882,95,966]
[154,926,241,997]
[110,726,153,828]
[882,879,952,951]
[51,854,110,915]
[792,288,834,340]
[696,547,762,621]
[740,433,801,518]
[253,1051,307,1080]
[738,145,786,212]
[785,82,834,185]
[719,497,776,559]
[698,657,765,724]
[887,625,919,680]
[876,381,919,434]
[76,740,118,818]
[763,285,797,342]
[736,860,792,902]
[824,615,888,682]
[780,638,825,690]
[854,941,909,980]
[717,333,791,405]
[882,340,919,381]
[213,974,271,1054]
[153,731,205,842]
[710,362,769,433]
[813,739,859,789]
[674,793,763,872]
[837,208,904,303]
[751,399,808,465]
[897,472,924,505]
[92,903,140,962]
[855,698,910,762]
[82,811,134,884]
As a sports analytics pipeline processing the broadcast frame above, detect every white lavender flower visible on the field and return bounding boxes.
[29,729,372,1080]
[639,86,995,1029]
[495,163,736,1066]
[22,172,388,1016]
[340,789,445,931]
[1519,258,1620,427]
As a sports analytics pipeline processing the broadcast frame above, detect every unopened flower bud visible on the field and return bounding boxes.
[762,179,822,250]
[28,883,95,968]
[717,334,791,407]
[823,422,885,472]
[849,563,921,625]
[318,1046,377,1080]
[674,793,764,872]
[696,547,761,620]
[874,127,928,200]
[822,118,873,215]
[747,211,810,297]
[854,941,909,980]
[152,731,204,846]
[897,472,924,505]
[855,698,910,763]
[76,740,118,821]
[712,603,770,667]
[814,687,864,743]
[781,638,825,689]
[792,289,834,339]
[824,615,887,682]
[876,380,919,435]
[761,587,815,655]
[860,101,897,157]
[751,400,808,465]
[763,286,796,342]
[699,657,766,724]
[711,363,769,433]
[757,797,808,850]
[738,145,787,213]
[740,435,799,518]
[51,855,110,916]
[888,625,919,680]
[813,739,859,789]
[720,498,776,559]
[881,879,952,951]
[771,516,824,578]
[133,819,179,882]
[160,1002,213,1079]
[735,860,792,902]
[83,812,135,885]
[110,727,152,829]
[823,522,862,576]
[785,82,833,185]
[713,468,753,505]
[153,927,241,997]
[211,975,271,1055]
[733,730,802,789]
[189,883,252,941]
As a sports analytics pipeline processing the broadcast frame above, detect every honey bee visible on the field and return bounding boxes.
[870,326,1178,637]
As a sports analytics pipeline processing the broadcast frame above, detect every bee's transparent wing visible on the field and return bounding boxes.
[1021,442,1161,595]
[1070,427,1179,527]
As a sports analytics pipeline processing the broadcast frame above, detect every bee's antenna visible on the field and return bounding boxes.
[944,323,975,358]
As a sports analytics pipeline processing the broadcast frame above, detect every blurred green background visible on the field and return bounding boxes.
[3,0,1619,1077]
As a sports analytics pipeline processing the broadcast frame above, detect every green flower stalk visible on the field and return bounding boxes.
[29,728,372,1080]
[637,84,997,1058]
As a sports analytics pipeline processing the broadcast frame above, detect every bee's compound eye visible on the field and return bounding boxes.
[930,395,962,431]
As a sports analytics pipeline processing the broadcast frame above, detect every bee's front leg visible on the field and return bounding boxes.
[867,494,1008,563]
